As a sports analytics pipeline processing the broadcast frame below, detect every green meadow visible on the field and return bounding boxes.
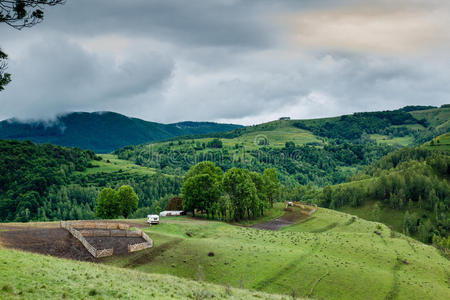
[0,247,288,300]
[99,208,450,300]
[76,154,157,176]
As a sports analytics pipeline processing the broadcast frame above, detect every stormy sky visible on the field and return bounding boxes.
[0,0,449,125]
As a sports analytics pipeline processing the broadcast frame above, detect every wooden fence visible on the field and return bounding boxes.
[60,221,113,258]
[60,221,153,257]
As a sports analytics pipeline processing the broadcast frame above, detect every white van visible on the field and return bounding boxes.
[147,214,160,225]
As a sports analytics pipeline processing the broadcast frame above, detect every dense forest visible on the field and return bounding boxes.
[0,112,242,153]
[313,147,449,243]
[0,140,97,221]
[115,140,395,187]
[293,109,428,141]
[0,140,182,222]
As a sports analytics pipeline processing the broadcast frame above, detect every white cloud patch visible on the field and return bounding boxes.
[0,0,449,124]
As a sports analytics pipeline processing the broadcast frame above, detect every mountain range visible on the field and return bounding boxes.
[0,112,242,153]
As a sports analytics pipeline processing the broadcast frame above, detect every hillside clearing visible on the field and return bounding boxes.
[101,209,450,299]
[0,247,288,299]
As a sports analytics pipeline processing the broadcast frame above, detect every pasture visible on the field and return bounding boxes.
[101,208,450,299]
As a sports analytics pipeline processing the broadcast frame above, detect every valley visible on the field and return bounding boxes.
[0,105,448,299]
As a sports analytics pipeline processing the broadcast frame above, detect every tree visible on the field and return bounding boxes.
[117,185,138,218]
[95,188,120,219]
[263,168,279,208]
[206,138,223,149]
[249,171,267,216]
[165,196,183,211]
[181,161,222,218]
[0,0,66,90]
[223,168,258,220]
[1,0,65,29]
[0,49,10,91]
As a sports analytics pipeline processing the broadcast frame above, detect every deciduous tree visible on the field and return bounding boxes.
[95,188,120,219]
[263,168,279,208]
[117,185,138,218]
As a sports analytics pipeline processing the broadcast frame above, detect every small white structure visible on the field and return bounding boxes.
[147,214,160,224]
[287,201,294,207]
[159,210,184,217]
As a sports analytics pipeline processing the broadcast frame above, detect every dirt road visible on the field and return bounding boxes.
[251,204,315,231]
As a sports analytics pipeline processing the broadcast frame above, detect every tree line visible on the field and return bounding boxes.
[115,139,395,187]
[181,162,280,221]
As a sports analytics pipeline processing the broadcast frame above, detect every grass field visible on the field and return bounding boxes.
[156,124,322,151]
[337,201,432,234]
[369,134,415,147]
[410,107,450,129]
[0,247,288,299]
[423,132,450,151]
[98,208,450,300]
[76,154,157,175]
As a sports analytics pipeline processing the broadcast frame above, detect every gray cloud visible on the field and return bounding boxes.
[0,0,449,124]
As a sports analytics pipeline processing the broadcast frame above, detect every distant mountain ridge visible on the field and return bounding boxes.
[0,112,243,153]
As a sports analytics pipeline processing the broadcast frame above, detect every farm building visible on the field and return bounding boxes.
[160,210,185,217]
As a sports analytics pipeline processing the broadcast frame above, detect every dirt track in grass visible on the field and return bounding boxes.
[251,204,314,231]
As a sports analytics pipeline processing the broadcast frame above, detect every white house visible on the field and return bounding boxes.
[159,210,184,217]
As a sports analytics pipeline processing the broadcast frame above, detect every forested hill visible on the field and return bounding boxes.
[0,112,242,153]
[315,135,449,244]
[0,139,182,222]
[115,105,449,187]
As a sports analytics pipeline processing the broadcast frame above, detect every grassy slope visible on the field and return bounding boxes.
[100,208,450,300]
[157,121,322,151]
[369,134,415,147]
[146,107,450,153]
[423,132,450,151]
[333,133,449,237]
[76,154,157,176]
[0,248,288,300]
[410,107,450,130]
[337,201,432,234]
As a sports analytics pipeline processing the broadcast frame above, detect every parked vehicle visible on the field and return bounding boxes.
[147,214,160,224]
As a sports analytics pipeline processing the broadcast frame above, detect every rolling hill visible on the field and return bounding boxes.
[102,208,449,299]
[0,112,242,153]
[317,136,449,245]
[1,206,449,299]
[115,105,450,186]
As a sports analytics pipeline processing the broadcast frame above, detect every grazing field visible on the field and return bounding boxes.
[410,107,450,130]
[423,132,450,150]
[369,134,415,147]
[337,201,432,234]
[100,208,450,300]
[0,248,287,300]
[1,208,448,299]
[77,154,157,175]
[156,123,322,150]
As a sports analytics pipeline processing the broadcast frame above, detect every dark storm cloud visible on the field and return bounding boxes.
[0,0,448,124]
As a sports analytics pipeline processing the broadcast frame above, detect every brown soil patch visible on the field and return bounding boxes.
[252,206,311,231]
[0,223,146,261]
